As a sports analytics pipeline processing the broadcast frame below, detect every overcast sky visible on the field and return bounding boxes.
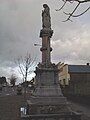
[0,0,90,83]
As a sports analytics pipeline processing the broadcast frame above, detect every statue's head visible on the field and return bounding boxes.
[43,4,48,8]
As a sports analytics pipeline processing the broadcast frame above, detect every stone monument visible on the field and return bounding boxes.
[21,4,81,120]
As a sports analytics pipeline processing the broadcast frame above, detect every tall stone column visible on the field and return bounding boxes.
[40,34,52,65]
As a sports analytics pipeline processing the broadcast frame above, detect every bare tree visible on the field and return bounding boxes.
[16,53,36,98]
[16,53,36,82]
[9,74,17,87]
[56,0,90,22]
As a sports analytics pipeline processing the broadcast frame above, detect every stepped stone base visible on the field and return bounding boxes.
[21,64,81,120]
[22,64,77,120]
[21,95,81,120]
[22,97,81,120]
[26,96,71,114]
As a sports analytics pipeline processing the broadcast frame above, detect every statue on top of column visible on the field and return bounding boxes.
[42,4,51,29]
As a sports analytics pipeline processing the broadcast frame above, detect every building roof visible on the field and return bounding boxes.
[68,65,90,73]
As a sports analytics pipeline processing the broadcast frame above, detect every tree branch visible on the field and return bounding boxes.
[72,6,90,17]
[57,0,90,22]
[56,1,67,11]
[63,2,80,21]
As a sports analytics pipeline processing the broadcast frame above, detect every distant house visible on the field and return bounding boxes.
[57,62,70,86]
[57,62,90,96]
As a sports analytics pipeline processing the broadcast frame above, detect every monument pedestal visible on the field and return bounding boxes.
[22,64,77,120]
[34,64,63,97]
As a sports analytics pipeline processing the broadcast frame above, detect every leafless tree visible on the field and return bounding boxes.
[16,53,37,98]
[56,0,90,22]
[9,74,17,87]
[16,53,36,83]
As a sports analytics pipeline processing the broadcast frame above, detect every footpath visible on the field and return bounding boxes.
[68,100,90,120]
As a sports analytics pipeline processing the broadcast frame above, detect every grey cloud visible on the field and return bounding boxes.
[0,0,90,79]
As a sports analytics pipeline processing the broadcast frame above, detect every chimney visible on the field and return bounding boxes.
[87,63,89,66]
